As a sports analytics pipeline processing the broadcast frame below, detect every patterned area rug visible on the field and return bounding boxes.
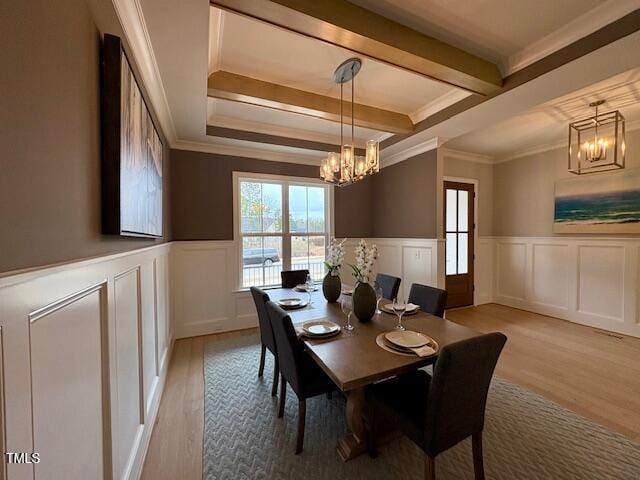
[203,333,640,480]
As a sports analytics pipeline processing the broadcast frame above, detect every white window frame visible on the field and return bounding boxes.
[232,171,335,290]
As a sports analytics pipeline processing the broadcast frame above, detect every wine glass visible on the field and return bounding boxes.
[341,298,354,331]
[305,273,314,304]
[392,297,407,331]
[374,282,384,314]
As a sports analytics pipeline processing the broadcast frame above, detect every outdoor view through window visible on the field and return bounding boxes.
[239,178,329,287]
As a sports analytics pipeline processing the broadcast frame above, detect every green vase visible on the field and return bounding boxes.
[353,282,376,322]
[322,272,341,303]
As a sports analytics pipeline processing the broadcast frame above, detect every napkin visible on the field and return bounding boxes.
[410,345,436,357]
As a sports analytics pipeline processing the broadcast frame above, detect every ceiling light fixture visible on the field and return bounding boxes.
[320,58,379,186]
[568,100,625,175]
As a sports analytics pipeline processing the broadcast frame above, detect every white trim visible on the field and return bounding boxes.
[208,9,225,74]
[409,89,471,123]
[111,0,177,145]
[444,176,480,306]
[232,172,334,290]
[381,137,446,168]
[173,140,324,165]
[440,147,496,165]
[502,0,640,75]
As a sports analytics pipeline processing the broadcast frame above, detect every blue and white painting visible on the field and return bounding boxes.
[554,168,640,233]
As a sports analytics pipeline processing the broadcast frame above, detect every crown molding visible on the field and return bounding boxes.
[380,137,446,168]
[409,89,471,123]
[440,148,495,165]
[502,0,640,75]
[112,0,177,145]
[172,140,323,166]
[494,117,640,164]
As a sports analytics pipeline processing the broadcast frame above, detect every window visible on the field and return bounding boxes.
[445,187,470,275]
[235,173,331,288]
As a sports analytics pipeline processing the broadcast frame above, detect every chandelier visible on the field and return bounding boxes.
[320,58,379,186]
[568,100,626,175]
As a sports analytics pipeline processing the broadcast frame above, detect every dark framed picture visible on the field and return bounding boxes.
[101,34,163,238]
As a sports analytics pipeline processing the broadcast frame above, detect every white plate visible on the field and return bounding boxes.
[277,298,303,308]
[294,285,318,292]
[380,303,419,315]
[302,321,340,336]
[385,330,431,349]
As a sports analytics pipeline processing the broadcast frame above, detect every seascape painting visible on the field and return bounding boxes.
[554,168,640,233]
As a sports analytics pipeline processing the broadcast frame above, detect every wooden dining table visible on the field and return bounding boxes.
[267,287,482,461]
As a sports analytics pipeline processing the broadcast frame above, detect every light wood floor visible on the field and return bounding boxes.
[141,304,640,479]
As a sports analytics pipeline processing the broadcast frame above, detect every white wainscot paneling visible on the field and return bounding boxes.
[475,238,495,305]
[485,237,639,338]
[531,244,569,310]
[172,242,232,338]
[29,283,108,480]
[496,242,527,301]
[577,245,625,321]
[0,243,172,480]
[114,267,144,479]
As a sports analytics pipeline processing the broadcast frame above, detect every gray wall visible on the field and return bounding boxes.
[371,150,438,238]
[170,149,438,240]
[493,128,640,236]
[0,0,171,274]
[443,156,494,236]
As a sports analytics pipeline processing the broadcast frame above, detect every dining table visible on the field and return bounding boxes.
[267,286,482,461]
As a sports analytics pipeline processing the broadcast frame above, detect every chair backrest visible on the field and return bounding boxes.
[266,301,306,394]
[250,287,275,352]
[408,283,448,318]
[375,273,401,301]
[281,269,310,288]
[424,332,507,456]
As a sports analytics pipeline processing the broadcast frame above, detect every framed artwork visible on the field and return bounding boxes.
[102,34,163,238]
[554,168,640,234]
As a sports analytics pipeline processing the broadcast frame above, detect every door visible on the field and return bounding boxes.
[444,181,475,308]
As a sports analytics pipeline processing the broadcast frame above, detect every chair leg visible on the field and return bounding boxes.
[472,431,485,480]
[258,344,266,377]
[424,455,436,480]
[271,356,279,397]
[295,399,306,454]
[277,375,287,418]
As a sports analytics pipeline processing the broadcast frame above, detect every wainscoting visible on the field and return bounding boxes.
[0,244,172,480]
[170,238,442,338]
[477,236,640,338]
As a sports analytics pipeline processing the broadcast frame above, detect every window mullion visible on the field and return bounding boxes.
[283,183,291,271]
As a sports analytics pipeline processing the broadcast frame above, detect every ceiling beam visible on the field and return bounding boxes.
[206,125,366,155]
[210,0,502,96]
[207,71,414,134]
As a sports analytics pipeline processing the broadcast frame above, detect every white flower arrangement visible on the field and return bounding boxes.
[324,238,345,276]
[350,239,378,284]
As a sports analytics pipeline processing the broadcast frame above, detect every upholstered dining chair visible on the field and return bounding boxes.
[280,269,310,288]
[266,301,337,454]
[408,283,448,318]
[375,273,401,301]
[365,332,507,480]
[250,287,279,397]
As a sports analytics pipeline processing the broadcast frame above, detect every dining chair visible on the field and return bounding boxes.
[408,283,448,318]
[266,301,337,454]
[375,273,401,301]
[250,287,280,397]
[280,269,310,288]
[365,332,507,480]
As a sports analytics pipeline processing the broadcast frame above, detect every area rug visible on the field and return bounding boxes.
[203,333,639,479]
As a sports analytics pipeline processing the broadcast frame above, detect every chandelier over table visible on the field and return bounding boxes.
[320,58,379,186]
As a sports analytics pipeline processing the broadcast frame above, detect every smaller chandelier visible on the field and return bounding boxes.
[320,58,379,186]
[568,100,626,175]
